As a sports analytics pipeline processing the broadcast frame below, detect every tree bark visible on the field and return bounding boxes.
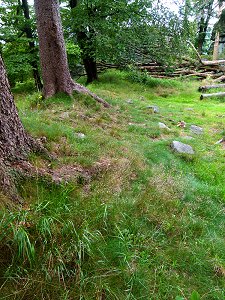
[79,34,98,84]
[199,83,225,91]
[213,1,223,60]
[0,56,32,161]
[0,55,36,198]
[34,0,75,98]
[200,92,225,100]
[34,0,109,107]
[21,0,43,91]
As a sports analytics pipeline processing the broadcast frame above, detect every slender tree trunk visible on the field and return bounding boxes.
[69,0,98,84]
[213,1,223,60]
[195,1,214,55]
[34,0,109,107]
[20,0,43,91]
[196,16,206,54]
[213,32,220,60]
[77,31,98,84]
[84,57,98,83]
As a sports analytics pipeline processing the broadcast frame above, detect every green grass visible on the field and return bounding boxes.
[0,70,225,299]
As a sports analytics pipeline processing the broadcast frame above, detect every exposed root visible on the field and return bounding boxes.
[0,160,22,205]
[72,82,111,108]
[31,136,55,161]
[0,138,52,205]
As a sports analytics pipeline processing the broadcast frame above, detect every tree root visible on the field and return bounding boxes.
[0,138,53,206]
[0,160,22,206]
[72,82,111,108]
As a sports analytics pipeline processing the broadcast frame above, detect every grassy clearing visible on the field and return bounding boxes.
[0,70,225,299]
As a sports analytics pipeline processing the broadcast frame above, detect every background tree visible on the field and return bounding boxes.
[61,0,187,82]
[34,0,109,106]
[0,0,41,89]
[194,0,214,54]
[20,0,42,90]
[213,0,224,59]
[69,0,98,84]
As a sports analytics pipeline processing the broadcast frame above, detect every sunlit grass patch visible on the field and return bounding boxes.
[1,70,225,299]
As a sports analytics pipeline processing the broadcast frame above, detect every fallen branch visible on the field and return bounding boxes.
[185,71,214,78]
[200,92,225,100]
[199,84,225,91]
[188,41,203,63]
[214,75,225,82]
[73,82,111,108]
[202,60,225,66]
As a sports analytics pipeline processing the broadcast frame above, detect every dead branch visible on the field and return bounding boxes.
[214,75,225,82]
[200,92,225,100]
[199,84,225,91]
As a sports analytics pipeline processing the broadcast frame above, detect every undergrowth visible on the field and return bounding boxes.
[0,70,224,299]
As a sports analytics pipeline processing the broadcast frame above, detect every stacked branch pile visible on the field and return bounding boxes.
[137,59,225,81]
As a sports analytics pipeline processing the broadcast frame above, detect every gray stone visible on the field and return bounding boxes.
[215,137,225,144]
[59,112,69,119]
[159,122,170,130]
[126,99,133,104]
[190,125,203,135]
[147,105,159,113]
[171,141,194,154]
[77,133,86,139]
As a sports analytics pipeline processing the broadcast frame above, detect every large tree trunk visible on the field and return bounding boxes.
[0,55,35,198]
[21,0,43,91]
[0,56,32,161]
[34,0,74,98]
[34,0,109,107]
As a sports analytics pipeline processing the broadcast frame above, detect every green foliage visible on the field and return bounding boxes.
[3,43,33,86]
[61,0,189,70]
[190,291,201,300]
[0,0,39,85]
[66,41,82,75]
[1,70,225,298]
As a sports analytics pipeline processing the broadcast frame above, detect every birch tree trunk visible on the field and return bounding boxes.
[21,0,43,91]
[213,32,220,60]
[213,1,223,60]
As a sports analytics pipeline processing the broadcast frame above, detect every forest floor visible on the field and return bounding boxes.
[0,70,225,300]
